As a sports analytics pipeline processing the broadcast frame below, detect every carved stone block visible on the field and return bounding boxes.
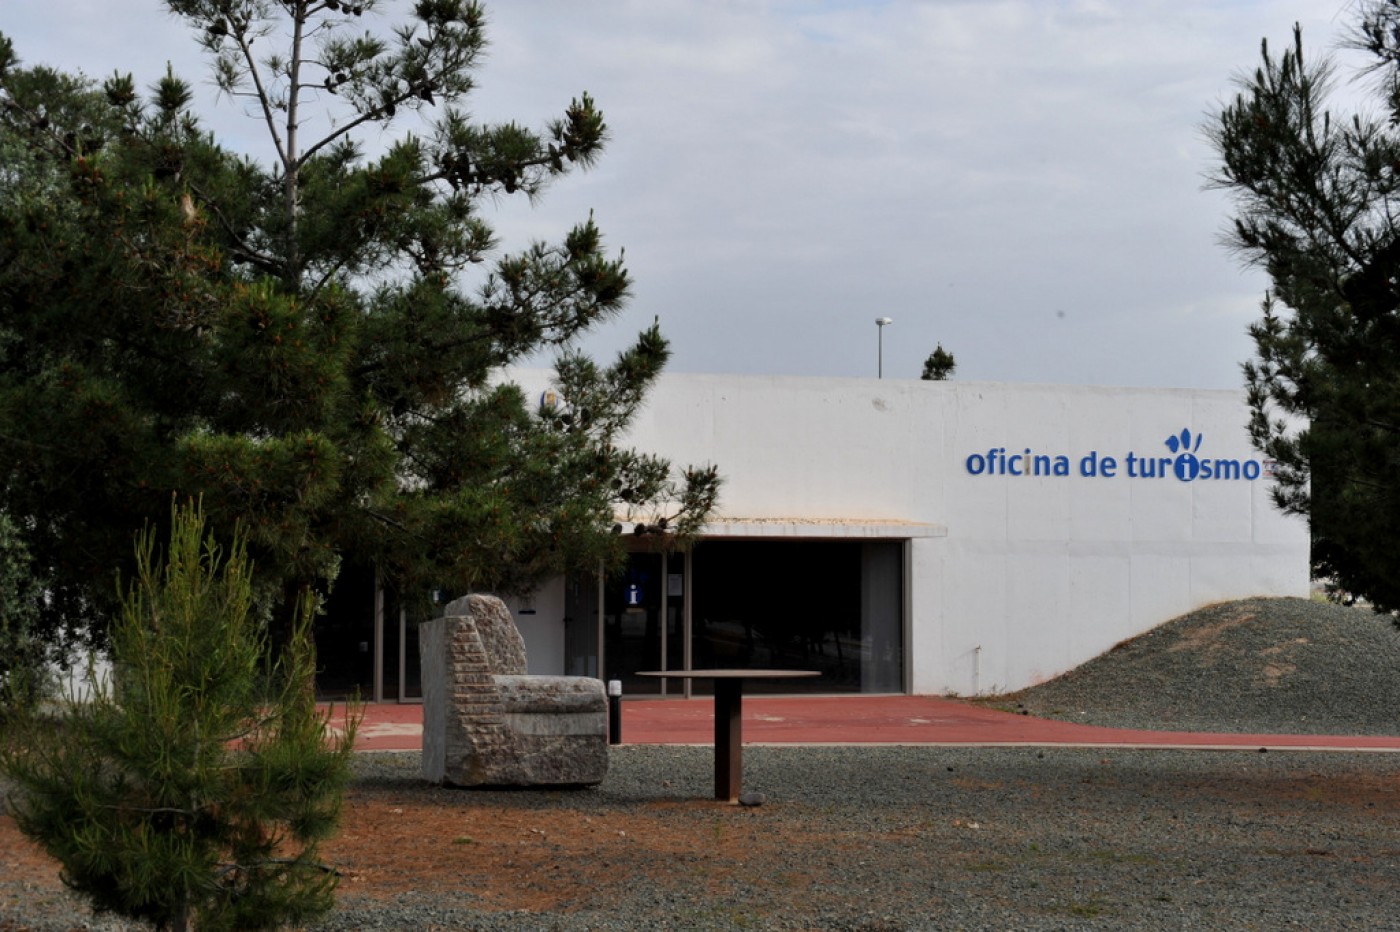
[421,593,608,787]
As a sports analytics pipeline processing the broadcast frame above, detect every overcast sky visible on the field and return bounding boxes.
[2,0,1368,388]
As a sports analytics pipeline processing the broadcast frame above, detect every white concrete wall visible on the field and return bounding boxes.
[503,577,566,675]
[507,370,1310,694]
[923,383,1306,694]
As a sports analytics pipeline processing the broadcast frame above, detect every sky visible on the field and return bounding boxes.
[0,0,1370,388]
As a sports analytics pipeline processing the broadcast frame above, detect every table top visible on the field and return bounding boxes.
[636,669,819,679]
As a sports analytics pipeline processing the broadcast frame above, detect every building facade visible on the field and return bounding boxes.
[344,372,1309,701]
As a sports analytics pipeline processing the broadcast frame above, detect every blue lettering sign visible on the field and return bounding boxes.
[963,427,1267,484]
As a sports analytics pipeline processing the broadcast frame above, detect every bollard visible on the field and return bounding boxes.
[607,679,623,745]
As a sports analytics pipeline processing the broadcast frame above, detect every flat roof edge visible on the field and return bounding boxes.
[697,519,947,539]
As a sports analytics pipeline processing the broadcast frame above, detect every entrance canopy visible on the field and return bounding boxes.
[622,516,948,540]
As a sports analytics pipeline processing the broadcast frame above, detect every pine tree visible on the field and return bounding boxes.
[0,510,48,711]
[0,501,358,931]
[1209,2,1400,612]
[0,2,720,651]
[920,344,956,381]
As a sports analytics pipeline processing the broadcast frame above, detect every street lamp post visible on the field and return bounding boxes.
[876,317,893,378]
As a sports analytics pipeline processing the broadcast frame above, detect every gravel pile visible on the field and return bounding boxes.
[5,597,1400,930]
[1002,596,1400,735]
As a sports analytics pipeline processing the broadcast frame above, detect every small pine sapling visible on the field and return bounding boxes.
[1,501,359,932]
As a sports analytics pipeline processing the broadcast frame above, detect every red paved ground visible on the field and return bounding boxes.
[326,695,1400,753]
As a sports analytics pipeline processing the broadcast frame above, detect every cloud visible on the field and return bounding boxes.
[2,0,1360,387]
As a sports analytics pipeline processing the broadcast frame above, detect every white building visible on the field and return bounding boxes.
[488,371,1309,698]
[346,372,1308,701]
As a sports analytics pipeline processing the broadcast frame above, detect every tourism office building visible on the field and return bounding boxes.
[330,371,1307,703]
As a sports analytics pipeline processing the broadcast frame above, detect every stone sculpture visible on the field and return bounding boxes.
[420,593,609,786]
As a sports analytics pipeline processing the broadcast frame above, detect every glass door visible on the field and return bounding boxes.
[688,539,905,694]
[602,551,687,694]
[603,552,662,694]
[563,573,600,678]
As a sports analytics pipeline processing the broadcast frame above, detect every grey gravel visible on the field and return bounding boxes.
[1001,596,1400,735]
[5,597,1400,930]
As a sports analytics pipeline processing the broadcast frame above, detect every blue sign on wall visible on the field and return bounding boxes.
[964,428,1269,482]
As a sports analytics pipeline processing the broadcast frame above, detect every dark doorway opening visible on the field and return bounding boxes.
[687,540,903,694]
[596,539,905,696]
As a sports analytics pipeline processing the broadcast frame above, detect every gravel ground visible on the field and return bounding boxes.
[318,744,1400,931]
[5,596,1400,931]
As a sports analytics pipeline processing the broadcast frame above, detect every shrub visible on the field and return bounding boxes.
[1,501,359,931]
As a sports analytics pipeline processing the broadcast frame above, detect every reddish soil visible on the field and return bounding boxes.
[323,784,795,914]
[5,767,1399,924]
[0,782,806,921]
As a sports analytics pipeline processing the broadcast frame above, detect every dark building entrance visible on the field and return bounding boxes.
[316,562,427,702]
[594,539,905,696]
[316,539,907,701]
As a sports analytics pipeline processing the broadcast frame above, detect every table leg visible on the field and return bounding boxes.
[714,678,743,802]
